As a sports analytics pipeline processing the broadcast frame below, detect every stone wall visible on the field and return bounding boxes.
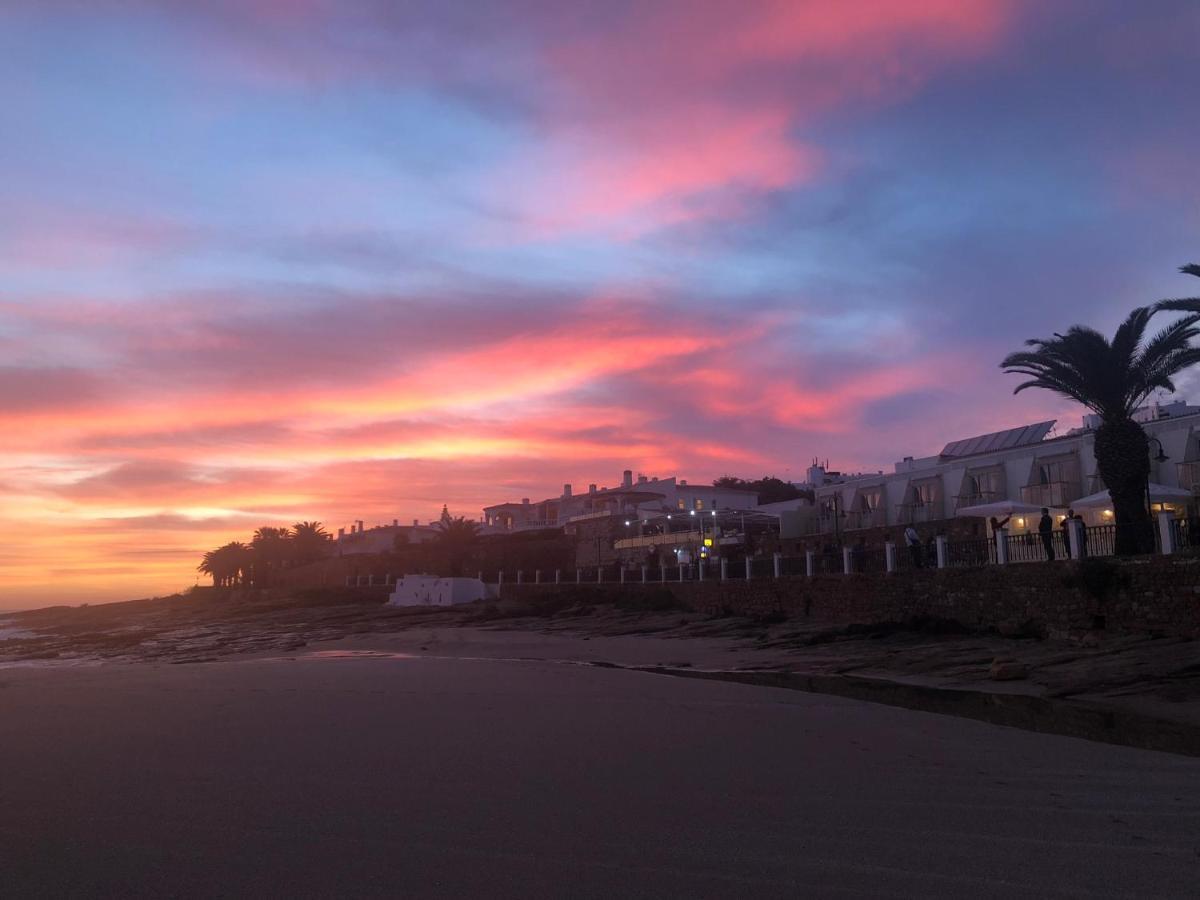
[498,556,1200,640]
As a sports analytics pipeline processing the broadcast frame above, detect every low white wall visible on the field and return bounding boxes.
[388,576,491,607]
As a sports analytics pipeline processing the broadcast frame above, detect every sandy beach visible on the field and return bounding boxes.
[0,591,1197,895]
[2,645,1199,898]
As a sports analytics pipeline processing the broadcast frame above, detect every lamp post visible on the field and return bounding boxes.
[1147,436,1166,520]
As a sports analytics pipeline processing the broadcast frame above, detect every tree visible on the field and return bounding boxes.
[1001,294,1200,554]
[434,513,479,577]
[713,475,814,505]
[198,542,252,587]
[1155,263,1200,314]
[250,526,291,587]
[291,521,331,565]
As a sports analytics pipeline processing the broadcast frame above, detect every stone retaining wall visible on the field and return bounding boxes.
[498,556,1200,640]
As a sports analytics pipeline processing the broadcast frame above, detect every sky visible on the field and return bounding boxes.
[2,0,1198,608]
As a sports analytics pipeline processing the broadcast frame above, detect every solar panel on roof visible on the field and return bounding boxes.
[940,421,1054,458]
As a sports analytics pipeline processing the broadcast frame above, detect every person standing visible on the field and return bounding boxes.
[904,525,922,568]
[1038,507,1055,561]
[1060,509,1074,556]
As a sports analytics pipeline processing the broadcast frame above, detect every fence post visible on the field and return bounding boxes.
[597,567,604,583]
[745,557,753,580]
[884,542,896,573]
[477,571,483,583]
[996,528,1009,565]
[842,546,853,575]
[661,564,667,583]
[497,571,504,587]
[641,565,648,584]
[679,564,685,582]
[555,569,561,584]
[698,560,705,581]
[773,552,782,579]
[535,569,541,584]
[345,575,353,587]
[935,535,948,569]
[576,568,582,584]
[720,558,728,581]
[620,566,626,584]
[516,570,523,584]
[1158,511,1176,555]
[806,551,815,577]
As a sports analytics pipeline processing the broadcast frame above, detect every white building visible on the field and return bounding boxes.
[336,519,439,556]
[808,402,1200,536]
[482,470,760,533]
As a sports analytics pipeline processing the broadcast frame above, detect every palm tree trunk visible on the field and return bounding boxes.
[1094,417,1152,554]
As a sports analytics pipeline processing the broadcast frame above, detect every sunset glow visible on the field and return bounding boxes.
[2,0,1197,607]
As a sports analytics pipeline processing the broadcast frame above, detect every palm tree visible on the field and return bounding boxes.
[197,550,219,587]
[434,512,479,576]
[1001,298,1200,554]
[291,521,331,565]
[198,542,252,587]
[250,526,291,587]
[1155,263,1200,313]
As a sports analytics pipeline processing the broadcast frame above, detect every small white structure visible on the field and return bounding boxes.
[387,575,491,607]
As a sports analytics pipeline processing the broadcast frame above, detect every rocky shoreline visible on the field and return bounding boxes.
[3,586,1198,754]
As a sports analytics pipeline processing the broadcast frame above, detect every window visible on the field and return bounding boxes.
[695,498,705,510]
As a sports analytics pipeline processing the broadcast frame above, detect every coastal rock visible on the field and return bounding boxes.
[989,659,1030,681]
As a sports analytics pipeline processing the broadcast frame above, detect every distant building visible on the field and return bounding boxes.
[806,401,1200,538]
[482,469,760,533]
[335,519,439,556]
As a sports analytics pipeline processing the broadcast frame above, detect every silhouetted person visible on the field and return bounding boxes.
[925,534,938,568]
[989,515,1010,534]
[1073,511,1089,558]
[1038,507,1055,561]
[904,525,922,568]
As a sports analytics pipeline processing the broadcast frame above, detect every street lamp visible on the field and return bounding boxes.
[1147,436,1170,521]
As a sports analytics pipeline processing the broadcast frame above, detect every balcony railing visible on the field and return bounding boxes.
[1177,461,1200,492]
[844,509,887,531]
[898,502,940,524]
[954,490,1000,510]
[1020,481,1080,508]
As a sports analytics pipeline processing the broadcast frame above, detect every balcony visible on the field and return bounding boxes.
[844,509,886,531]
[1020,481,1080,508]
[898,502,939,524]
[954,490,1000,510]
[1178,461,1200,492]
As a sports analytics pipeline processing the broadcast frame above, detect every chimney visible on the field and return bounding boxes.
[637,474,648,484]
[680,479,688,486]
[522,498,530,505]
[356,519,364,533]
[589,483,597,494]
[337,527,345,541]
[622,469,633,488]
[392,518,398,527]
[563,483,572,497]
[412,518,419,527]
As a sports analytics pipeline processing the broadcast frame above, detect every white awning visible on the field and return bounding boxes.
[1071,484,1192,509]
[955,500,1052,518]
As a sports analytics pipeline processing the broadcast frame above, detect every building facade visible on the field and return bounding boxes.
[807,402,1200,538]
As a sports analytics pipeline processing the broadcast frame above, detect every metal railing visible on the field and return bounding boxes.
[953,490,1000,510]
[1020,481,1081,508]
[1177,461,1200,492]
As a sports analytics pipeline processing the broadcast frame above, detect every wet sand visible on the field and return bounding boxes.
[1,651,1197,898]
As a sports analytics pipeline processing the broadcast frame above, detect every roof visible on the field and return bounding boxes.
[940,421,1055,459]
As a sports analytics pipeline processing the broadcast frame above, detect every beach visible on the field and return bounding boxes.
[0,591,1198,895]
[3,647,1199,898]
